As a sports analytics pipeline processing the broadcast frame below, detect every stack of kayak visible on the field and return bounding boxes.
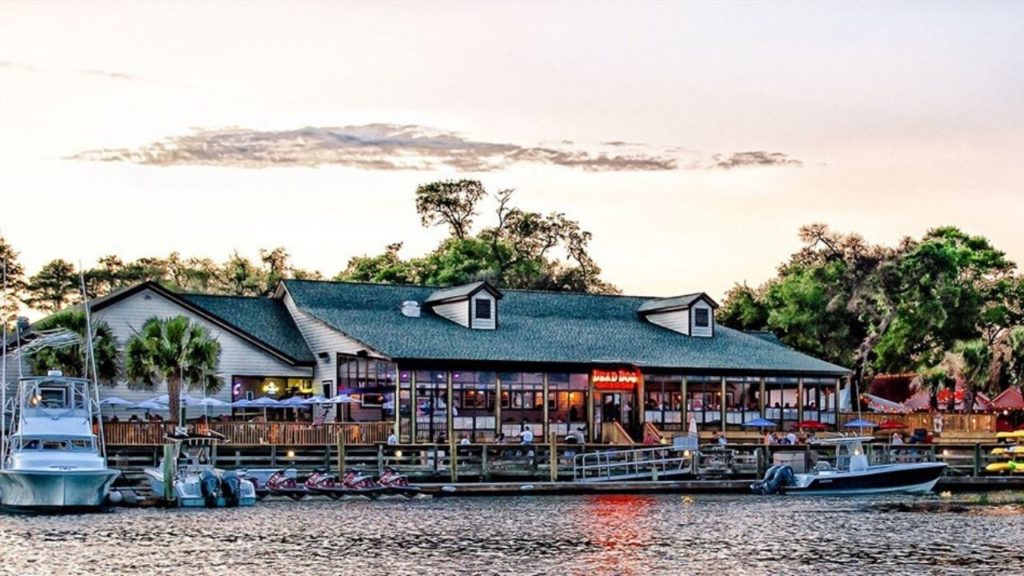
[986,430,1024,473]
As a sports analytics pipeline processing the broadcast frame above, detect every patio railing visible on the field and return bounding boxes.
[104,421,393,446]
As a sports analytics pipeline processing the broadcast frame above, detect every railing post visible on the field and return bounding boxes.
[336,431,345,479]
[377,444,384,476]
[973,443,981,477]
[549,432,557,482]
[481,445,490,481]
[449,435,458,483]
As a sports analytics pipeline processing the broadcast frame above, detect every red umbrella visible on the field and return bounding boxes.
[876,419,907,430]
[796,420,828,430]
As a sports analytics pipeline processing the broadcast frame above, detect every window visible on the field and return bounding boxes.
[694,307,710,327]
[475,298,492,320]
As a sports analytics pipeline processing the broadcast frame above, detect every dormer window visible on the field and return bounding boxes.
[637,292,719,337]
[475,298,492,320]
[694,308,709,328]
[423,280,503,330]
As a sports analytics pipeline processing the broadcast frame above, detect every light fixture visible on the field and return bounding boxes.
[394,450,403,459]
[286,450,295,458]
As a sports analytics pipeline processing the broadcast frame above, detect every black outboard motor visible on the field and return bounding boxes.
[199,469,221,507]
[750,465,795,495]
[220,472,242,507]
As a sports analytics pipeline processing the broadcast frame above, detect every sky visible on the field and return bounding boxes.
[1,1,1023,303]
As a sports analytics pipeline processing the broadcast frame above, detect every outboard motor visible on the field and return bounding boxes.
[220,471,242,507]
[750,465,795,495]
[199,469,221,507]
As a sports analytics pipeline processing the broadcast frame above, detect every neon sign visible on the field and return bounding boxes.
[593,369,640,390]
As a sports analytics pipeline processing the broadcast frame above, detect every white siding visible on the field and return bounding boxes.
[647,309,690,335]
[433,300,470,327]
[470,294,496,330]
[690,301,714,338]
[280,290,377,389]
[94,287,311,417]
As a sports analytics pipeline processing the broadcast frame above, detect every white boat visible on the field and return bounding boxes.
[144,431,256,507]
[0,373,120,510]
[752,436,947,495]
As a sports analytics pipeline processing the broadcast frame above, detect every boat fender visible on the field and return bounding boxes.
[199,470,221,507]
[106,490,124,505]
[221,472,242,508]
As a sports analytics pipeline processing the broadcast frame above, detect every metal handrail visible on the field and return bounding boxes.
[573,444,694,482]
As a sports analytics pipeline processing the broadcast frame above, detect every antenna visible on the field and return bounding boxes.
[79,268,107,460]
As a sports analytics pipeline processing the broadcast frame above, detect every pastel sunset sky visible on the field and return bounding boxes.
[1,1,1022,300]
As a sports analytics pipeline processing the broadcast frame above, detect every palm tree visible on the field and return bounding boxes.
[31,310,120,383]
[124,316,222,427]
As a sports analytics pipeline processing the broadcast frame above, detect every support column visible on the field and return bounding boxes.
[542,373,550,440]
[393,365,401,438]
[681,375,688,430]
[759,377,767,418]
[797,377,805,424]
[637,372,646,429]
[720,376,727,433]
[834,377,842,430]
[409,371,417,443]
[494,374,502,437]
[446,371,454,443]
[587,372,595,442]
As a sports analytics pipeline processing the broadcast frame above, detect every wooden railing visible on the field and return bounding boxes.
[103,421,393,446]
[601,421,635,445]
[840,412,996,434]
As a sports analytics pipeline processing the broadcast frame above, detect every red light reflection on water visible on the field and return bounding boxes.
[573,494,659,576]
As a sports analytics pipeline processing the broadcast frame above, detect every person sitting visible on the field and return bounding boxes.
[764,431,776,445]
[128,414,140,423]
[495,432,507,444]
[785,431,798,445]
[459,433,471,446]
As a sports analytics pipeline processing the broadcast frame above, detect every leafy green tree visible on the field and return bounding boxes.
[340,182,617,293]
[0,235,26,328]
[30,310,120,384]
[415,179,485,239]
[124,316,222,426]
[24,259,80,314]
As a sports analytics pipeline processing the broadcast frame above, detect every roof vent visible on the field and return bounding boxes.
[401,301,421,318]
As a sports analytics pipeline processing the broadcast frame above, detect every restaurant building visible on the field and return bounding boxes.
[32,279,850,442]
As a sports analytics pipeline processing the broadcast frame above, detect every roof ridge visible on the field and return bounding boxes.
[284,278,660,300]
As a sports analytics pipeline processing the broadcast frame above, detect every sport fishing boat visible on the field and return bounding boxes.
[144,430,256,507]
[0,372,120,510]
[751,436,947,495]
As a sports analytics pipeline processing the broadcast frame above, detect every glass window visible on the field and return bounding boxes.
[475,298,492,319]
[694,308,710,327]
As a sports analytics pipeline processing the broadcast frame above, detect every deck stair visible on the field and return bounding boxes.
[572,445,695,482]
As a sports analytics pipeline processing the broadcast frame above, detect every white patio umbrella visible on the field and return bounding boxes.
[245,395,282,420]
[278,396,309,407]
[151,393,201,406]
[302,395,328,404]
[231,398,253,408]
[131,400,169,412]
[325,394,359,423]
[99,396,135,407]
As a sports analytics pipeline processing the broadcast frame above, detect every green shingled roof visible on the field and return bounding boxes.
[181,293,314,363]
[282,280,849,376]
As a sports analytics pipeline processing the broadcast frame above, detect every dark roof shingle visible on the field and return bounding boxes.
[283,280,848,375]
[181,294,314,363]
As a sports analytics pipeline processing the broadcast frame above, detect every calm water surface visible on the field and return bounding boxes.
[1,493,1022,575]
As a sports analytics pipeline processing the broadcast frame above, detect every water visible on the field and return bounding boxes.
[1,493,1022,575]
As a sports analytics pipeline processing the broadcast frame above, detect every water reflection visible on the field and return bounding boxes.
[0,494,1022,575]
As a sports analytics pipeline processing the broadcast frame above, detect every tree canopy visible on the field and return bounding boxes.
[720,224,1024,399]
[338,182,618,293]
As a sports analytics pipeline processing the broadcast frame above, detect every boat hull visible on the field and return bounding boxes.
[144,467,257,507]
[788,463,946,495]
[0,469,119,510]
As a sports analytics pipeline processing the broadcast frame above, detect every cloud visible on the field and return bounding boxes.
[0,60,135,80]
[70,124,680,172]
[711,151,803,170]
[70,123,804,173]
[80,68,136,81]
